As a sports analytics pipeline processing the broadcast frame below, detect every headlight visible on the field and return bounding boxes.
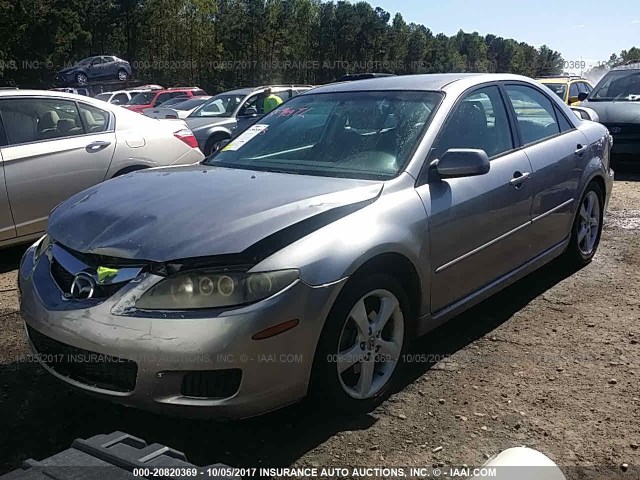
[33,234,51,262]
[135,269,299,310]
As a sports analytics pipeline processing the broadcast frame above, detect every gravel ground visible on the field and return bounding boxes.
[0,174,638,479]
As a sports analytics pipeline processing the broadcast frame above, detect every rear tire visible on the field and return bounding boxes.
[117,69,128,81]
[563,181,604,267]
[310,273,410,414]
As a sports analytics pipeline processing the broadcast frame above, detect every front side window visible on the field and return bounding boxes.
[569,82,580,99]
[0,98,84,144]
[204,91,442,180]
[590,70,640,101]
[505,84,560,145]
[433,86,514,159]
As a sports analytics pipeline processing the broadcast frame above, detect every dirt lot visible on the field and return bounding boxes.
[1,175,639,479]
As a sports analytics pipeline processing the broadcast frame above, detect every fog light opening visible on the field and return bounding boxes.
[252,319,300,340]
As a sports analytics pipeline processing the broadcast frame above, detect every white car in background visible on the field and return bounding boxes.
[0,90,203,248]
[142,96,211,119]
[94,85,163,105]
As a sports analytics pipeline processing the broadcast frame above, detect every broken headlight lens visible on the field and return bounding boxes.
[136,269,299,310]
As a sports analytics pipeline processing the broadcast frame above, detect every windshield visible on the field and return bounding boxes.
[77,57,93,66]
[189,93,246,117]
[541,83,567,100]
[203,91,442,180]
[128,92,156,105]
[590,69,640,101]
[95,93,111,101]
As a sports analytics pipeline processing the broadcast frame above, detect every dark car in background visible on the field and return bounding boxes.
[185,84,313,155]
[56,56,132,85]
[580,62,640,165]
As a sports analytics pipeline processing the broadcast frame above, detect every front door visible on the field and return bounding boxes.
[415,84,535,312]
[0,97,116,236]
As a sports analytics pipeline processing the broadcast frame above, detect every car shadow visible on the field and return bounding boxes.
[0,260,580,474]
[0,244,28,274]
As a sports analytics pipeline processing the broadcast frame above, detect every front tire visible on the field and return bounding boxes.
[311,273,410,414]
[205,134,230,156]
[76,72,88,85]
[564,182,604,266]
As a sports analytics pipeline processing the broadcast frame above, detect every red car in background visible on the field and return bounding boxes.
[124,87,208,113]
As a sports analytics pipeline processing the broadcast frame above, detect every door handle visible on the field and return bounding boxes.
[86,141,111,153]
[509,171,531,187]
[575,144,588,156]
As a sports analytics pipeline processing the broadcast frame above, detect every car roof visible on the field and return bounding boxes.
[309,73,536,94]
[0,89,117,107]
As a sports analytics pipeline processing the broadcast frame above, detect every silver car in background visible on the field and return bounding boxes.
[0,90,204,248]
[19,74,613,419]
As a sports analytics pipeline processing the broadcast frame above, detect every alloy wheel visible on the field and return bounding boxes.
[336,289,404,399]
[76,73,88,85]
[577,191,600,256]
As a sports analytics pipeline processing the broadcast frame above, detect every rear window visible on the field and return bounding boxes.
[128,92,156,105]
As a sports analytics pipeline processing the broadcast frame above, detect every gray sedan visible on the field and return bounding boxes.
[19,73,613,419]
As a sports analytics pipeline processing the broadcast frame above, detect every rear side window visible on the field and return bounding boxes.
[77,103,110,133]
[554,105,574,132]
[505,85,560,145]
[0,98,84,145]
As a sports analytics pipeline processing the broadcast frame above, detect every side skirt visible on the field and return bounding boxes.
[415,238,570,337]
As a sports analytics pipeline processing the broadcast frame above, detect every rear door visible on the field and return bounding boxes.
[0,97,116,236]
[0,119,16,242]
[503,83,587,256]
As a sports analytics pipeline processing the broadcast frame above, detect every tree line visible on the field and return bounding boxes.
[0,0,635,92]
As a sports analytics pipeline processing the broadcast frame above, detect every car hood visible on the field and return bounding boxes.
[57,67,78,75]
[185,117,236,133]
[581,100,640,123]
[48,165,382,263]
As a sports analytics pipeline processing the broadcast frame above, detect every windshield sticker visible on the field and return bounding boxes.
[277,106,311,118]
[222,124,269,151]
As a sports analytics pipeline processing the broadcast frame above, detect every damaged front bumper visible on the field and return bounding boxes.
[18,244,345,419]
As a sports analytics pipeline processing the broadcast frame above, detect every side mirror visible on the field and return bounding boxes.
[578,92,589,102]
[570,107,600,123]
[435,149,490,179]
[214,139,231,152]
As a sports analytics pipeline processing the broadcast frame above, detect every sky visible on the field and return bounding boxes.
[370,0,639,73]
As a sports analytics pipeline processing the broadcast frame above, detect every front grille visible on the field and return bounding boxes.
[181,370,242,399]
[50,257,127,300]
[27,325,138,392]
[51,258,74,292]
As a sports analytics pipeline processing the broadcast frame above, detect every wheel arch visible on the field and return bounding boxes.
[339,251,423,338]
